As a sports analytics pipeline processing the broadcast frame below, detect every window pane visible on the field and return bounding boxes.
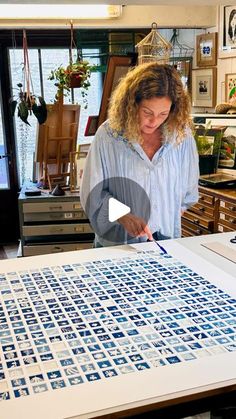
[9,47,102,186]
[10,48,39,185]
[42,48,102,144]
[73,49,102,145]
[41,49,70,104]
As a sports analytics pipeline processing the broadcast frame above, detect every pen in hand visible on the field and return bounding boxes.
[147,238,167,254]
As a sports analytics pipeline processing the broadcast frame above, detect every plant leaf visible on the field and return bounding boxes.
[10,100,17,116]
[18,101,30,125]
[32,103,47,124]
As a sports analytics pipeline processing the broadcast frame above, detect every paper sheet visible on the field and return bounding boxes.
[201,242,236,264]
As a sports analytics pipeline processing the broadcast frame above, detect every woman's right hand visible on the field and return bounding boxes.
[118,213,153,241]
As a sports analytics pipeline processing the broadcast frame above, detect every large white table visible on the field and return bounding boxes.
[0,232,236,419]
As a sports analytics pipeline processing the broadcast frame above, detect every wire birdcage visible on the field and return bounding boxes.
[135,22,172,65]
[170,29,194,63]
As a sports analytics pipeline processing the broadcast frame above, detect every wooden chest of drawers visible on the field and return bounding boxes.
[181,186,236,237]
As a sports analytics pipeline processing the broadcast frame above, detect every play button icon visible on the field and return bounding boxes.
[83,176,151,245]
[108,197,130,222]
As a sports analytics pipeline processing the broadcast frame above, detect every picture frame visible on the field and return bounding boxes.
[192,68,217,108]
[225,73,236,102]
[219,5,236,59]
[84,115,99,136]
[70,150,88,192]
[97,53,137,128]
[196,32,217,67]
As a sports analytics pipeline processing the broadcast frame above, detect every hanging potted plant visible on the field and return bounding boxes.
[10,82,47,125]
[9,30,47,125]
[48,59,93,107]
[48,20,95,108]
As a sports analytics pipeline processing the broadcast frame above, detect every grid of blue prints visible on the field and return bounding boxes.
[0,249,236,401]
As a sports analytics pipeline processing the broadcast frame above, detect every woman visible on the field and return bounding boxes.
[80,63,199,247]
[228,9,236,44]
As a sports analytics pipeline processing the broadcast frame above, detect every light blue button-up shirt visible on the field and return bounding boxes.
[80,121,199,247]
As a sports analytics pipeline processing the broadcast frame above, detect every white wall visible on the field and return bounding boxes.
[191,6,236,113]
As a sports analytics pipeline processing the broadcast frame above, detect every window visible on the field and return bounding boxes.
[9,47,102,185]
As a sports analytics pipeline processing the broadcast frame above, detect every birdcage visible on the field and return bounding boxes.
[135,22,172,65]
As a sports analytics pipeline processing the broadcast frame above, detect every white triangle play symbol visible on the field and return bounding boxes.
[108,197,130,222]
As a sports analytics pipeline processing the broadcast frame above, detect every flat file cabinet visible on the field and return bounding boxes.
[181,186,236,237]
[18,186,94,256]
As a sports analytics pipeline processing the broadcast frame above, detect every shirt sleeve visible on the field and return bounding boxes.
[181,130,199,212]
[80,125,117,237]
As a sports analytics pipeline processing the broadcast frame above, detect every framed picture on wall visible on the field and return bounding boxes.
[192,68,217,107]
[196,33,217,67]
[219,5,236,58]
[84,115,99,136]
[225,73,236,102]
[97,53,137,128]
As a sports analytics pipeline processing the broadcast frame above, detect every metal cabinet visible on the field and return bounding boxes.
[18,186,94,256]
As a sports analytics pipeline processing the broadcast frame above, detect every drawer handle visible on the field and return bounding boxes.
[49,206,63,210]
[199,207,205,212]
[74,211,84,218]
[52,246,64,252]
[50,228,64,233]
[229,206,236,212]
[74,227,84,232]
[193,219,200,225]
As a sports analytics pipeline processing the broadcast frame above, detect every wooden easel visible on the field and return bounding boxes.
[35,95,80,189]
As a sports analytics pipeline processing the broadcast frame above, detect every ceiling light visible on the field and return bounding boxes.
[0,4,122,19]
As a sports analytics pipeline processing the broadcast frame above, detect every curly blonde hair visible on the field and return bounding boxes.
[108,62,191,144]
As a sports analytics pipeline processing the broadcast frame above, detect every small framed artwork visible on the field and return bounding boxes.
[84,115,99,136]
[192,68,217,108]
[225,73,236,102]
[219,5,236,59]
[196,33,217,67]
